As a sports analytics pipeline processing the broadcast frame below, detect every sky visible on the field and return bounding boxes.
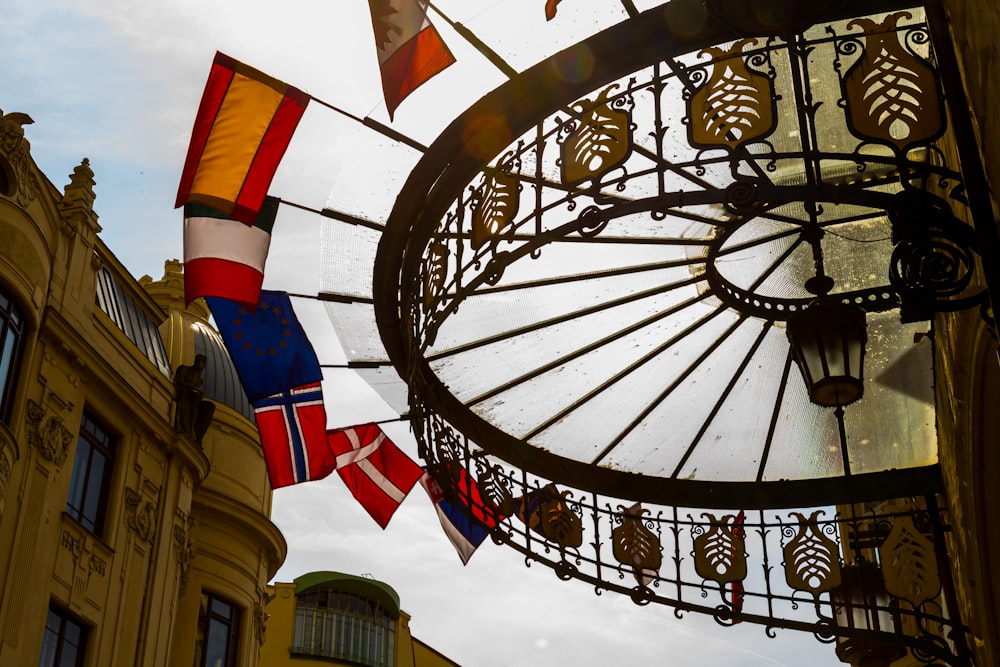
[1,1,845,665]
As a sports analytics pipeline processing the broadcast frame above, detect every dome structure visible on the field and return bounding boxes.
[141,259,253,420]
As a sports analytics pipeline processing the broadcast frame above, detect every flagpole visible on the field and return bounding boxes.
[424,1,518,79]
[307,94,428,152]
[277,199,386,233]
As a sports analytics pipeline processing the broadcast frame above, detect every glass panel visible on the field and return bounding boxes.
[204,618,230,667]
[211,597,232,620]
[80,452,107,532]
[65,441,91,522]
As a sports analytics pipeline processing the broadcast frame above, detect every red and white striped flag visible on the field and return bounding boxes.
[328,423,423,528]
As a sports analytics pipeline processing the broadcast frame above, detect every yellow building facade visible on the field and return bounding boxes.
[261,572,461,667]
[0,109,285,666]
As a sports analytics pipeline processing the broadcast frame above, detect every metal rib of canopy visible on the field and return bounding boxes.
[319,1,988,661]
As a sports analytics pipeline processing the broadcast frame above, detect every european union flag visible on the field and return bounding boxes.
[207,291,322,401]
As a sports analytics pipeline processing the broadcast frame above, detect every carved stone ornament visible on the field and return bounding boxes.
[782,511,842,594]
[253,589,270,647]
[0,449,11,503]
[878,514,941,606]
[173,523,194,596]
[0,108,41,208]
[693,512,747,585]
[26,399,72,468]
[612,503,663,581]
[124,487,158,543]
[61,530,83,561]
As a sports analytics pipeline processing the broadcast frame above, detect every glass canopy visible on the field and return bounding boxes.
[317,1,987,659]
[318,2,984,508]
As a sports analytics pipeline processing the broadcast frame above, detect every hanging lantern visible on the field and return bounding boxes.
[786,299,867,407]
[831,562,907,667]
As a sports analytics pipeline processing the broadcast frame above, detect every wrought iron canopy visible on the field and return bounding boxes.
[371,0,987,509]
[319,0,989,663]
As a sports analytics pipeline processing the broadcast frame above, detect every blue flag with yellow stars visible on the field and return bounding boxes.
[206,291,322,401]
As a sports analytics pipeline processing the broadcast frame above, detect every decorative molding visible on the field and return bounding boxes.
[173,523,193,596]
[253,588,270,648]
[89,553,106,577]
[0,448,11,505]
[25,399,72,468]
[0,108,40,208]
[61,530,82,561]
[124,487,158,543]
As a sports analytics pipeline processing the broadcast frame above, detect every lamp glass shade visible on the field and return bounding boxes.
[787,300,868,407]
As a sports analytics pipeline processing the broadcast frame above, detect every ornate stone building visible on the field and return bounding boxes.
[0,108,285,666]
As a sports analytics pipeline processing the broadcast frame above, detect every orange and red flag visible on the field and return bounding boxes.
[175,52,308,225]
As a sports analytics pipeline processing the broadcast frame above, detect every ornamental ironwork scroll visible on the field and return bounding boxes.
[471,152,522,250]
[879,514,941,607]
[838,12,945,153]
[558,84,635,186]
[612,503,662,585]
[416,422,969,665]
[782,511,842,594]
[693,512,747,585]
[514,484,583,550]
[686,40,777,150]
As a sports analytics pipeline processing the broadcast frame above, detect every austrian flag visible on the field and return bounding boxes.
[252,382,334,489]
[328,423,423,528]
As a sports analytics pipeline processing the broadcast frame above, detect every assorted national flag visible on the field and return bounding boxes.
[175,52,309,225]
[206,291,322,402]
[420,464,502,564]
[252,382,333,488]
[368,0,456,119]
[183,197,279,310]
[329,423,424,528]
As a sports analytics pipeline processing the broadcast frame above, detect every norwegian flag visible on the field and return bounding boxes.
[328,423,423,529]
[252,382,334,488]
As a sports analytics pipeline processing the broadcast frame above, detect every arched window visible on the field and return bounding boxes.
[293,589,396,667]
[0,285,25,425]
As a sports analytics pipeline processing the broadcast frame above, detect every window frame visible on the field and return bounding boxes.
[197,591,241,667]
[65,411,116,535]
[37,602,88,667]
[292,590,396,667]
[0,284,26,425]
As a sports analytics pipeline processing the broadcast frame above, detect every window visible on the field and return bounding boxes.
[37,603,87,667]
[65,412,115,534]
[0,285,25,424]
[196,592,240,667]
[293,590,396,667]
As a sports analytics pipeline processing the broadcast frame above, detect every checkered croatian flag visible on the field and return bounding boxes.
[252,382,334,488]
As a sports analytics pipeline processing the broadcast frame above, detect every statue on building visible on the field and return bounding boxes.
[173,354,215,444]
